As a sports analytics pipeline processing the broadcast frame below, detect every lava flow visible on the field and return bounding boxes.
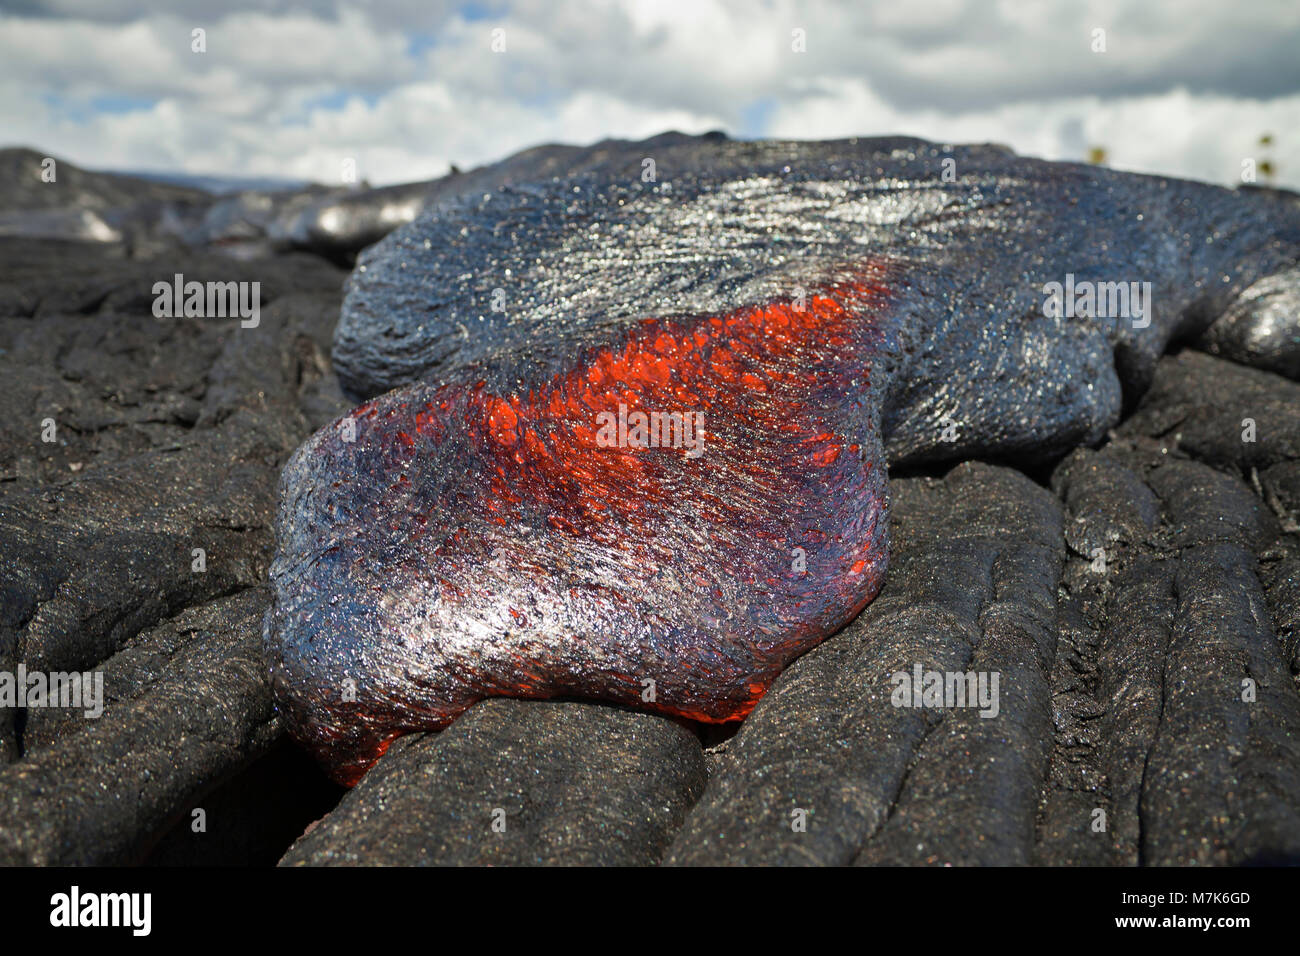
[266,263,896,785]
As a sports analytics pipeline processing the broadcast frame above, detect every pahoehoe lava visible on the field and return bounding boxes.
[265,133,1300,785]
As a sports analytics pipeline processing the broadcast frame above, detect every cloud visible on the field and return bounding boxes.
[2,0,1298,189]
[766,78,1300,187]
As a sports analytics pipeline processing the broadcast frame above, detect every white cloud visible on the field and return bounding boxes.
[767,79,1300,187]
[2,0,1298,189]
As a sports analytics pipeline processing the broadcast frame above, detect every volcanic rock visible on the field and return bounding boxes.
[280,699,706,866]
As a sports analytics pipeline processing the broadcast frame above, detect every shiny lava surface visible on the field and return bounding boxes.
[269,134,1300,785]
[270,267,892,784]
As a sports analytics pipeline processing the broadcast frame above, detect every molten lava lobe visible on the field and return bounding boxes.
[266,268,894,784]
[271,133,1300,785]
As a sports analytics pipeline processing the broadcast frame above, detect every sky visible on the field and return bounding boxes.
[3,0,1299,189]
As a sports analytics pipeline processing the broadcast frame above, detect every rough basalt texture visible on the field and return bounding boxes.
[0,590,279,865]
[0,234,350,858]
[280,699,707,866]
[270,133,1300,785]
[1037,436,1300,865]
[4,137,1300,865]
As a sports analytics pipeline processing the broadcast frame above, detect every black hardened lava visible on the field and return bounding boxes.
[265,133,1300,785]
